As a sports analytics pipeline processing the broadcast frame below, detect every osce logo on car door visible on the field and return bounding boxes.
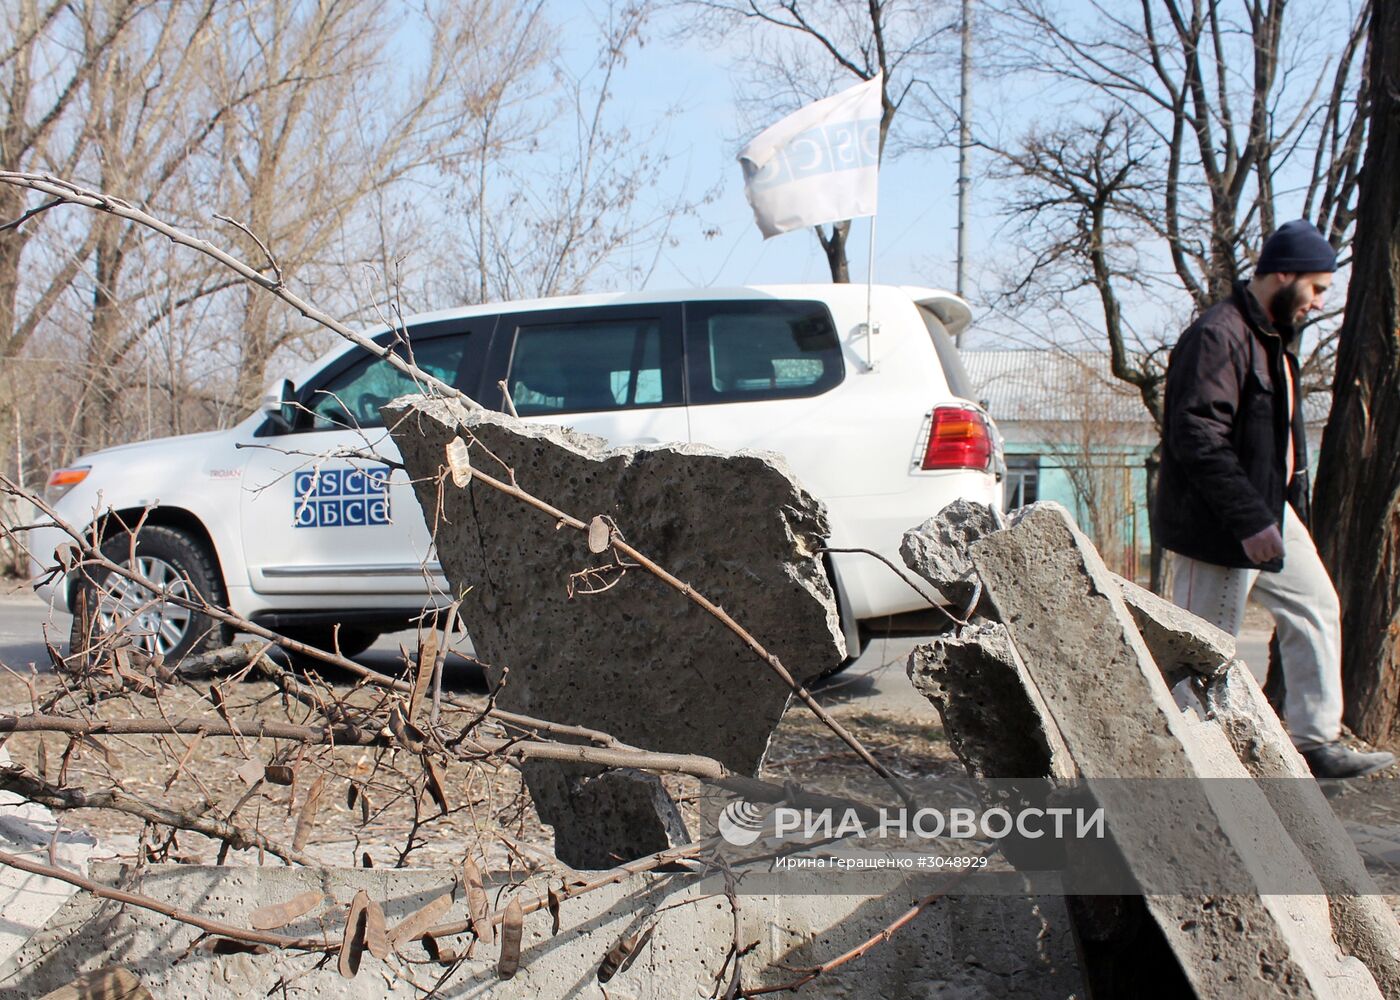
[293,466,391,528]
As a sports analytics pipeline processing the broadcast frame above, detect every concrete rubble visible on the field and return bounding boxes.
[9,406,1400,997]
[0,864,1086,999]
[0,749,105,969]
[905,500,1400,998]
[384,397,844,868]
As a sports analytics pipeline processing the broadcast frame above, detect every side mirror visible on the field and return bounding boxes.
[260,379,296,433]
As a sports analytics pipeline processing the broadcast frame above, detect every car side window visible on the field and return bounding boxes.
[685,300,843,403]
[506,316,680,416]
[306,336,469,430]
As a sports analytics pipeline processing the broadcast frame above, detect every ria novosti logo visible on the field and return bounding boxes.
[716,797,1105,846]
[718,800,769,846]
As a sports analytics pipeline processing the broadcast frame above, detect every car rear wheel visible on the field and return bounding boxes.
[70,526,232,664]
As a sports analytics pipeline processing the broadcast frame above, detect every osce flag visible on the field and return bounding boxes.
[738,73,882,239]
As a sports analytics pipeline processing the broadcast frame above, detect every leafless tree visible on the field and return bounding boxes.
[444,0,703,305]
[0,1,150,475]
[205,0,486,409]
[1311,0,1400,745]
[678,0,954,281]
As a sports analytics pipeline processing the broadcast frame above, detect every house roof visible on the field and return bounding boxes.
[962,350,1149,424]
[961,349,1332,425]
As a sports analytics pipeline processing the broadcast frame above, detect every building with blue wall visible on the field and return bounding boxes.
[962,350,1328,582]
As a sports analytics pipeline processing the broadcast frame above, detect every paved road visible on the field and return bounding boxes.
[0,583,1275,717]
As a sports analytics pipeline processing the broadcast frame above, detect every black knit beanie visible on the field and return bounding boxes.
[1255,219,1337,275]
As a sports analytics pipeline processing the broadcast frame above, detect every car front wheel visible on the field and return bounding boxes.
[70,526,232,664]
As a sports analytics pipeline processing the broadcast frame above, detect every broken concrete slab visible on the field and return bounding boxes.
[1106,570,1400,989]
[1118,576,1236,685]
[1205,661,1400,994]
[906,623,1072,785]
[907,624,1076,873]
[384,398,843,867]
[899,499,1005,607]
[969,503,1382,999]
[529,766,690,872]
[1180,715,1382,996]
[0,750,105,968]
[0,864,1087,999]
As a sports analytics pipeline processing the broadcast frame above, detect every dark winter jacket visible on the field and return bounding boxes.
[1153,281,1310,571]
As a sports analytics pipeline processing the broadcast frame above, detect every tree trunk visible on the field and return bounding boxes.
[816,221,851,282]
[1312,2,1400,745]
[77,216,125,452]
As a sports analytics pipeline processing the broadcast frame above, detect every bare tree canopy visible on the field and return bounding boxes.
[0,0,696,480]
[986,0,1371,425]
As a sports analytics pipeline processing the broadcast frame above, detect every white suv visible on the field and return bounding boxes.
[32,283,1002,661]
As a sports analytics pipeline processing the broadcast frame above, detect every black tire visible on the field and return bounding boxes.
[277,625,380,661]
[70,526,232,664]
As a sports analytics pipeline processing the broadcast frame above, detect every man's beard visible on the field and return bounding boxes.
[1268,280,1308,328]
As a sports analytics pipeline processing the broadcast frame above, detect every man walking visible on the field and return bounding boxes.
[1155,219,1394,780]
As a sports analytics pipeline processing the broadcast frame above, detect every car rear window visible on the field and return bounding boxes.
[685,300,843,403]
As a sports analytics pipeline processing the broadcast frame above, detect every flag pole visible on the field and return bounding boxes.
[865,213,877,370]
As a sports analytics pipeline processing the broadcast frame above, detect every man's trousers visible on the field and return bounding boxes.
[1169,504,1343,749]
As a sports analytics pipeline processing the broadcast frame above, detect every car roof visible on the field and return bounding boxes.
[392,282,964,324]
[291,283,970,386]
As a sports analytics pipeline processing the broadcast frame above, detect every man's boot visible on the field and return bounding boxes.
[1301,742,1396,780]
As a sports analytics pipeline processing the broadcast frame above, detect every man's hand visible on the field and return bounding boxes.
[1241,523,1285,563]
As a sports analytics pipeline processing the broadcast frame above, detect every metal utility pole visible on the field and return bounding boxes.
[955,0,972,346]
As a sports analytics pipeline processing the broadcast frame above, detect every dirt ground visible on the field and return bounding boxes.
[0,655,958,875]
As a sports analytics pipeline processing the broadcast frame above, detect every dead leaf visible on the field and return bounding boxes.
[387,890,453,952]
[424,757,449,814]
[248,890,324,931]
[339,890,369,979]
[264,764,294,786]
[346,782,371,824]
[292,773,327,851]
[409,629,439,722]
[587,515,610,553]
[547,887,562,936]
[361,852,374,868]
[235,758,264,787]
[598,924,655,983]
[463,857,492,945]
[446,436,473,487]
[387,705,427,754]
[422,932,459,964]
[498,898,524,979]
[37,965,153,1000]
[200,938,269,956]
[365,898,389,959]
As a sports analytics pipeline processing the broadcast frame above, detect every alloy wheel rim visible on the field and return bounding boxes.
[94,556,195,657]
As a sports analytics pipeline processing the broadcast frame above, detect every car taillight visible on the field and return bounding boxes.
[921,406,992,470]
[45,466,90,503]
